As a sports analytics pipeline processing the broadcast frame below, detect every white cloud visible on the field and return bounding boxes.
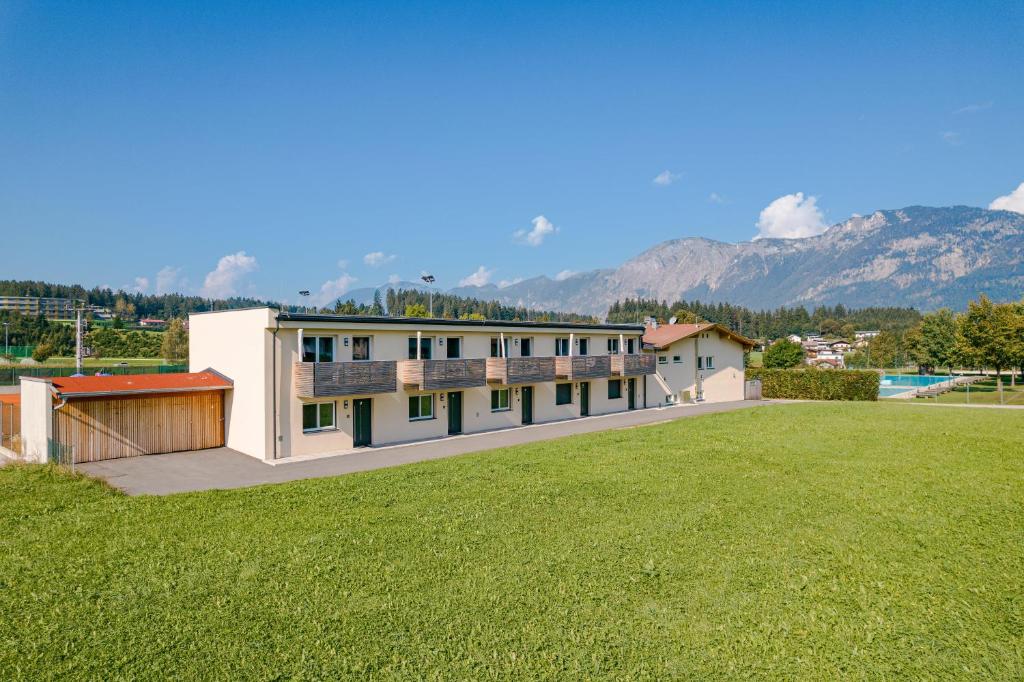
[989,182,1024,214]
[387,273,401,285]
[513,215,557,246]
[337,259,349,269]
[954,101,992,115]
[201,251,258,298]
[554,269,576,281]
[498,277,523,288]
[652,170,680,186]
[755,192,828,240]
[128,276,149,293]
[940,131,962,146]
[708,192,726,204]
[155,266,183,295]
[459,266,493,287]
[363,251,396,267]
[315,273,358,306]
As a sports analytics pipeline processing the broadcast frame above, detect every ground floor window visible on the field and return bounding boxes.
[408,394,434,421]
[608,379,622,399]
[491,388,510,411]
[302,402,336,432]
[555,383,572,405]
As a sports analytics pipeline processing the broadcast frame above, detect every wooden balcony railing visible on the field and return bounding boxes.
[294,361,397,398]
[611,353,656,376]
[397,358,487,391]
[554,355,611,380]
[486,356,556,385]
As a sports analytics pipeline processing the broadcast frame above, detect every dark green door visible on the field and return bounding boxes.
[627,378,636,410]
[580,382,590,416]
[447,391,462,435]
[353,399,372,447]
[521,386,533,425]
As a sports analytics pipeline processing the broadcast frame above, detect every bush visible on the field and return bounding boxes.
[763,339,805,368]
[748,368,879,401]
[31,342,55,363]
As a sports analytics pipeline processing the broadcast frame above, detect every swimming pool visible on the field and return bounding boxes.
[879,374,952,397]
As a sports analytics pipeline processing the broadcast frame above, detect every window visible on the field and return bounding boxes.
[301,336,334,363]
[608,379,622,399]
[627,338,636,354]
[446,337,461,359]
[673,355,682,364]
[555,383,572,405]
[578,338,589,355]
[408,394,434,420]
[520,338,532,357]
[490,337,510,358]
[607,338,619,354]
[555,338,570,356]
[302,402,336,432]
[705,356,715,369]
[352,336,371,361]
[697,356,703,370]
[408,337,433,360]
[658,355,668,365]
[490,388,510,411]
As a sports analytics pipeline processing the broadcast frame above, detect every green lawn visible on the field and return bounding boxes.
[2,403,1022,678]
[920,377,1024,406]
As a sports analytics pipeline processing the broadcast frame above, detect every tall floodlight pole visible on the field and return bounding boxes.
[299,290,311,313]
[3,322,8,356]
[421,274,436,317]
[75,307,83,374]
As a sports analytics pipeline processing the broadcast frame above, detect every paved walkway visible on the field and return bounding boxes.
[79,400,771,496]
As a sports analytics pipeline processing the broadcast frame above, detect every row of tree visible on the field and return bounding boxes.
[323,288,598,323]
[606,298,921,338]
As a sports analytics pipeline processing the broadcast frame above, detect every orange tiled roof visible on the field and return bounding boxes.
[47,370,231,398]
[643,322,755,350]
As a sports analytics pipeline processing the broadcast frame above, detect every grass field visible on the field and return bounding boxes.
[919,376,1024,405]
[2,403,1022,678]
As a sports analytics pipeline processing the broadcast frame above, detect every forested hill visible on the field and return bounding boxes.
[607,298,922,339]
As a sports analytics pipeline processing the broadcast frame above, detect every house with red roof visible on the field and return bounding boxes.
[642,322,755,404]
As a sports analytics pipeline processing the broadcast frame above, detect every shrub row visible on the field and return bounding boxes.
[747,368,879,401]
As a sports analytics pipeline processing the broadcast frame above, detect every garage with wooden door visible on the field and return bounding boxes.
[29,371,232,464]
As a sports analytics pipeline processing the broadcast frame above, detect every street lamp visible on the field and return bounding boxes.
[299,290,310,313]
[420,274,435,317]
[2,321,8,356]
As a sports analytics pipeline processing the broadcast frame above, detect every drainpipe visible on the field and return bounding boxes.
[272,311,281,460]
[416,330,422,359]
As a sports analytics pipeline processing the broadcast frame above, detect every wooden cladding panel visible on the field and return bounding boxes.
[554,355,611,380]
[54,391,225,463]
[294,361,397,397]
[611,353,657,376]
[486,357,556,385]
[398,359,486,390]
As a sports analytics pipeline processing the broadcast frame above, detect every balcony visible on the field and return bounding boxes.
[397,358,487,391]
[486,356,556,385]
[554,355,611,380]
[611,353,656,376]
[294,361,397,398]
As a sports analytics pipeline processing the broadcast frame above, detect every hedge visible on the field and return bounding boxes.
[747,368,879,401]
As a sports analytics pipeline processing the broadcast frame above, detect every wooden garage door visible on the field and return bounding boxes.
[54,391,224,463]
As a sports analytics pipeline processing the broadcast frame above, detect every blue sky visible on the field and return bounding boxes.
[2,1,1022,304]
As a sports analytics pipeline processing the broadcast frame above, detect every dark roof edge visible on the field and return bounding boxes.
[277,312,644,332]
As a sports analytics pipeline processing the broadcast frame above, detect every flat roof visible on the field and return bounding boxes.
[277,311,645,332]
[43,370,232,399]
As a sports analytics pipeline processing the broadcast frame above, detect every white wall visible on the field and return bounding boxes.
[189,308,275,459]
[645,332,746,404]
[19,378,52,463]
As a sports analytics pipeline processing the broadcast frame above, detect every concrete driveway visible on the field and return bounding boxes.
[80,400,772,496]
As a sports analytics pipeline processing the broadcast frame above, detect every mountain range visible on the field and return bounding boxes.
[346,206,1024,315]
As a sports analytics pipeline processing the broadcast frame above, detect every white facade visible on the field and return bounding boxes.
[190,308,650,461]
[644,326,750,405]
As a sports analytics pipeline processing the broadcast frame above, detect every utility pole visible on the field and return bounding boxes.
[3,322,8,356]
[75,307,83,374]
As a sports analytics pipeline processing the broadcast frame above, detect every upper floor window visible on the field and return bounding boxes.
[446,337,462,359]
[520,337,533,357]
[697,356,703,370]
[578,338,589,355]
[302,336,334,363]
[352,336,371,361]
[673,355,682,364]
[705,356,715,369]
[627,338,636,354]
[408,337,433,360]
[658,355,668,365]
[607,338,619,354]
[555,338,570,356]
[490,337,510,358]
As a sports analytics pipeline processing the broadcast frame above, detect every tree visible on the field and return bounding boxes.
[908,309,957,374]
[956,295,1017,401]
[32,342,55,363]
[840,323,856,341]
[161,319,189,362]
[370,290,385,316]
[819,318,842,337]
[404,303,428,318]
[865,331,902,369]
[763,339,805,368]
